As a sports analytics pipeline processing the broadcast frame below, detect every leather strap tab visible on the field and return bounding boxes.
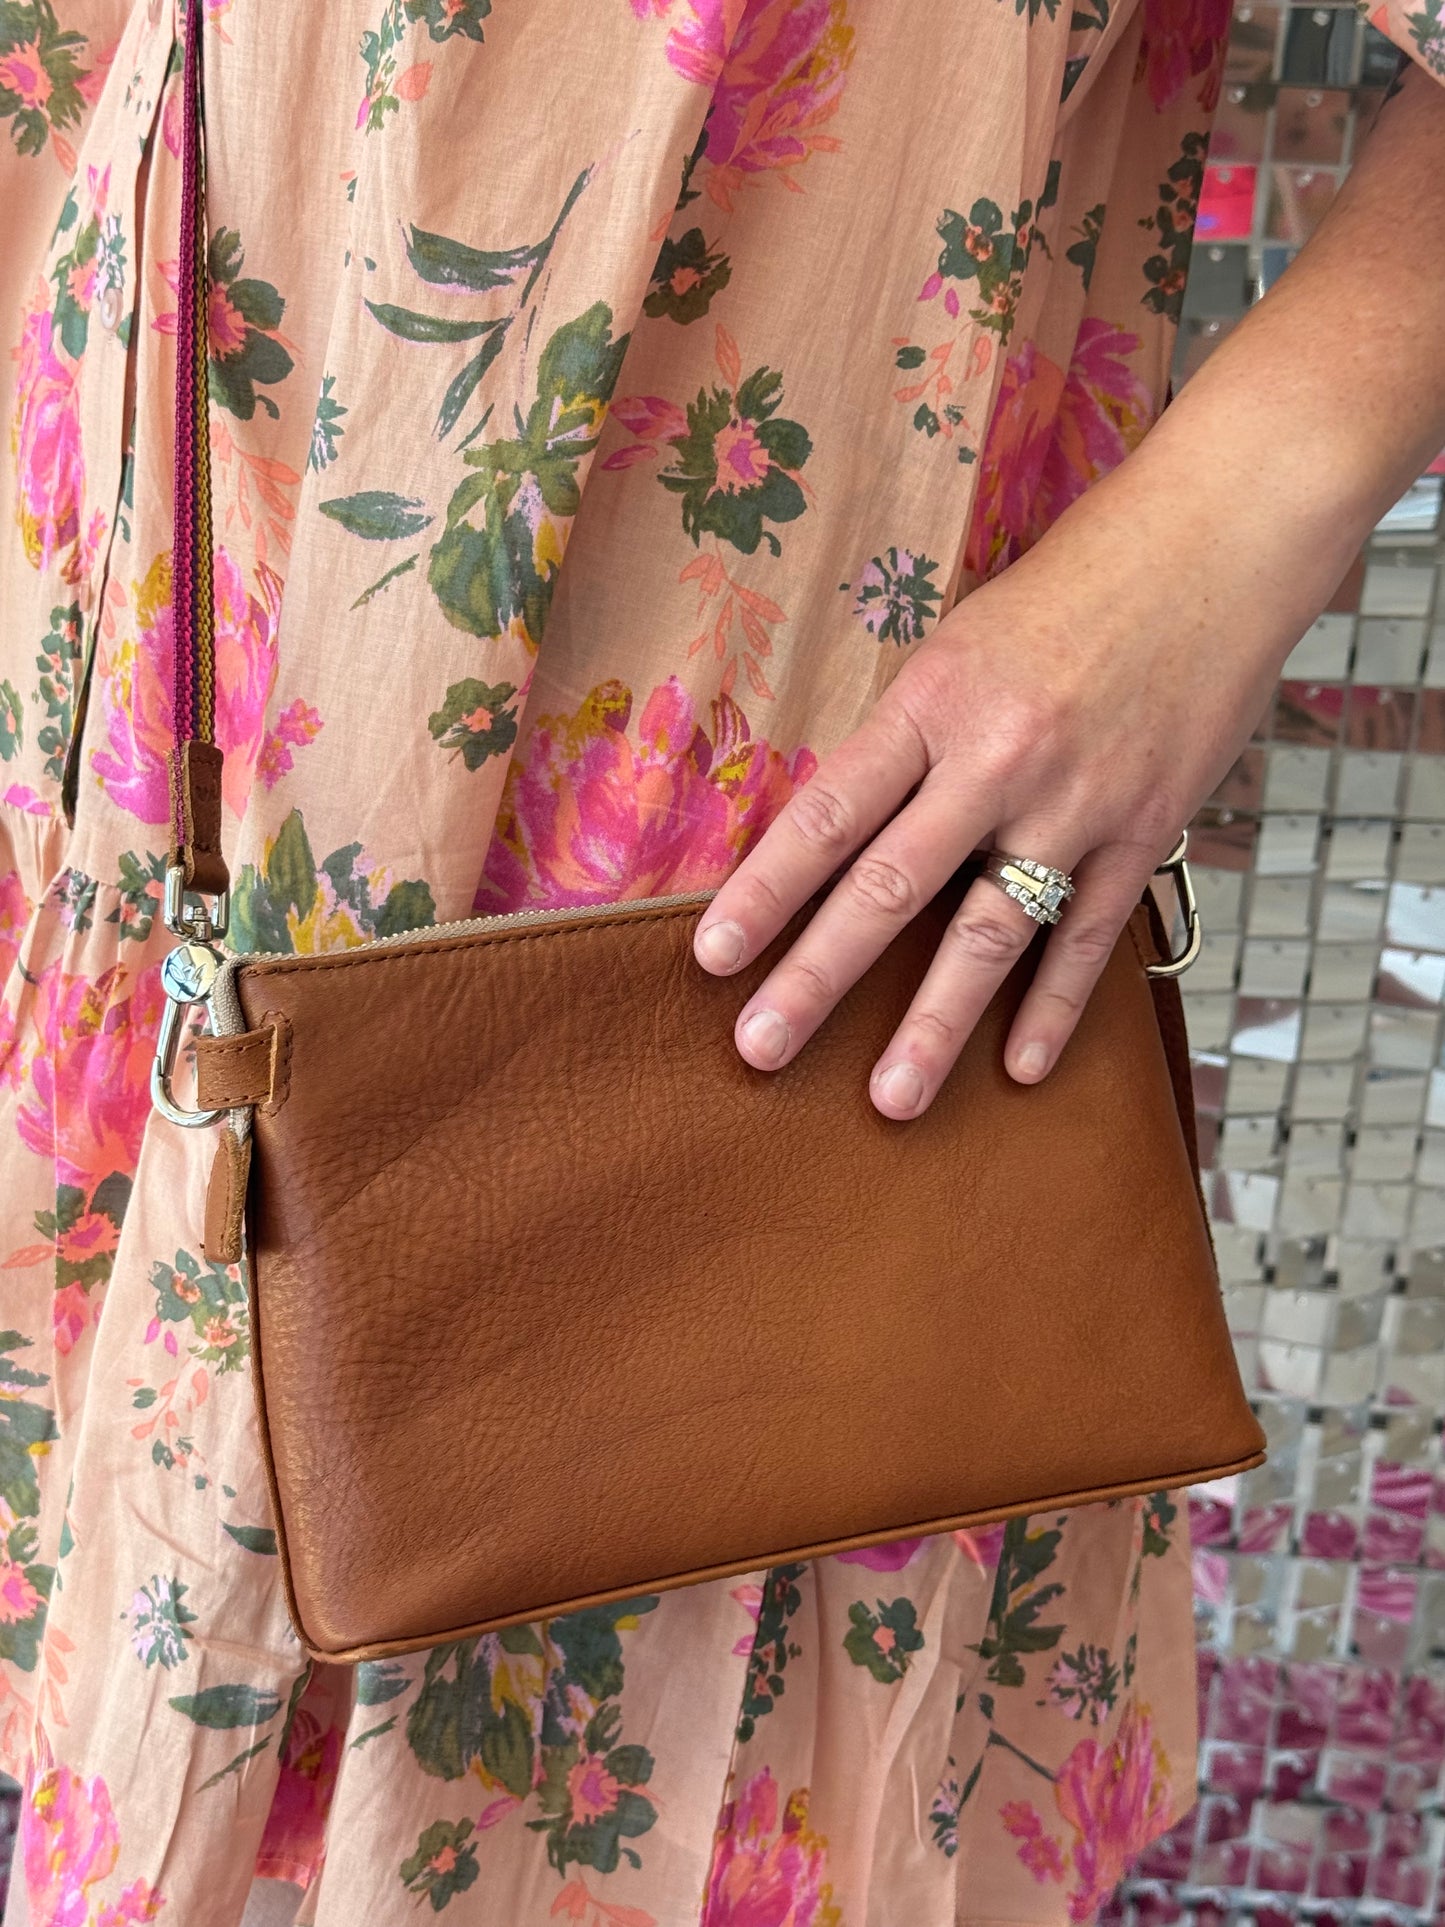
[196,1025,278,1110]
[203,1121,251,1266]
[168,740,229,896]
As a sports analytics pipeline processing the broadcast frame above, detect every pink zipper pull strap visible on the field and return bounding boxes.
[166,0,228,904]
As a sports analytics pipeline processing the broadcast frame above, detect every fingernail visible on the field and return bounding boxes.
[740,1008,790,1067]
[1016,1042,1049,1080]
[697,918,746,972]
[878,1062,926,1115]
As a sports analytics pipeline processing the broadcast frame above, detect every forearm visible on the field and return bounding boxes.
[1032,63,1445,678]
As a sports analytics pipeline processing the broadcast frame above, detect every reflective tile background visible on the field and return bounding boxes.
[1108,6,1445,1921]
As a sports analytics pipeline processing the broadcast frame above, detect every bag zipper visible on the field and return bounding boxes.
[206,889,718,1042]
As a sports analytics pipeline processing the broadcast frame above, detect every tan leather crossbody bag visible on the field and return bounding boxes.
[154,6,1264,1664]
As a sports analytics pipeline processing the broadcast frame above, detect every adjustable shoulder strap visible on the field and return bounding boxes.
[166,0,228,903]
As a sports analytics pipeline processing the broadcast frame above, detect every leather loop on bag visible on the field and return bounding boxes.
[167,740,230,896]
[195,1024,279,1110]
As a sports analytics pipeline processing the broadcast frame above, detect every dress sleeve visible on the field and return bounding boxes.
[1357,0,1445,87]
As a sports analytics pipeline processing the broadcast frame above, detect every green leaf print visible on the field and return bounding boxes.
[1139,133,1208,323]
[1066,202,1105,292]
[364,301,507,345]
[1141,1488,1177,1557]
[1407,0,1445,71]
[33,1172,130,1293]
[33,601,81,786]
[0,1,89,159]
[404,1602,661,1876]
[401,1818,481,1911]
[843,1597,925,1683]
[427,677,519,769]
[206,229,295,422]
[528,1700,657,1875]
[103,850,167,945]
[0,1542,52,1672]
[656,367,812,559]
[149,1249,250,1371]
[408,1640,531,1789]
[221,1523,277,1556]
[319,489,435,540]
[360,0,492,135]
[427,302,629,639]
[307,373,347,473]
[736,1563,806,1744]
[405,225,545,293]
[435,331,508,439]
[169,1683,284,1728]
[357,1659,411,1706]
[0,1330,58,1524]
[0,679,20,757]
[968,1516,1066,1689]
[644,227,733,325]
[128,1575,198,1670]
[231,808,436,955]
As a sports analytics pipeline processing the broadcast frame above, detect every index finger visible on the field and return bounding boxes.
[694,704,930,974]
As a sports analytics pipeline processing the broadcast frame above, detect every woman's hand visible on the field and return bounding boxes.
[691,475,1285,1118]
[693,64,1445,1118]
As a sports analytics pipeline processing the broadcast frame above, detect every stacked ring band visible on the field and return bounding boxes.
[981,851,1076,927]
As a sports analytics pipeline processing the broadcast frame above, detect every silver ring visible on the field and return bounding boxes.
[980,850,1075,927]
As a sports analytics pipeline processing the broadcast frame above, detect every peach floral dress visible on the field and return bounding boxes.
[0,1,1436,1921]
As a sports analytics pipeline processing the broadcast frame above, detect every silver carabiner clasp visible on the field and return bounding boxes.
[151,936,224,1128]
[1145,830,1203,979]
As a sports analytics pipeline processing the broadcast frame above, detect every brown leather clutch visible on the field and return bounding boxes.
[189,869,1265,1664]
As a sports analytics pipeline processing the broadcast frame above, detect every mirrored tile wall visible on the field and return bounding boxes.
[1111,7,1445,1922]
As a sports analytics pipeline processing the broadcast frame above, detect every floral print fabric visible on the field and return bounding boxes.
[1,1,1433,1920]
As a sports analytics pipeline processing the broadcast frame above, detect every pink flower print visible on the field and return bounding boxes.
[952,1521,1006,1568]
[1140,0,1231,109]
[95,1880,165,1926]
[256,698,324,789]
[567,1755,622,1825]
[476,676,816,911]
[730,1580,763,1653]
[835,1535,924,1571]
[11,305,84,570]
[21,1742,165,1927]
[51,1281,91,1356]
[207,283,247,358]
[0,1558,40,1625]
[1004,1705,1176,1921]
[601,394,690,471]
[702,1769,841,1927]
[713,417,767,490]
[256,1703,342,1888]
[56,1209,120,1268]
[652,0,748,89]
[697,0,854,202]
[90,547,278,825]
[1002,1800,1068,1882]
[0,866,28,958]
[965,341,1065,580]
[966,322,1152,580]
[16,961,164,1196]
[0,40,51,107]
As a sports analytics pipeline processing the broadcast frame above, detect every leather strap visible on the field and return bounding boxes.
[166,0,228,898]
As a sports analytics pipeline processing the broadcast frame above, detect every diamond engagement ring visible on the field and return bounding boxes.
[980,850,1076,927]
